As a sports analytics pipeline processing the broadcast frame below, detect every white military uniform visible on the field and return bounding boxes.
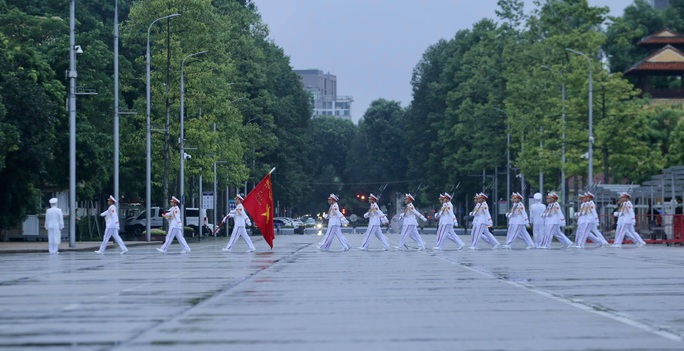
[587,198,608,246]
[397,196,426,250]
[359,198,390,251]
[434,197,465,249]
[503,196,535,248]
[44,198,64,254]
[540,197,572,248]
[573,197,604,248]
[469,196,500,249]
[529,193,546,247]
[158,199,191,253]
[612,195,645,247]
[97,198,128,254]
[320,197,351,251]
[223,202,255,252]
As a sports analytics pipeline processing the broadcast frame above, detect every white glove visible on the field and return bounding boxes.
[505,213,510,218]
[340,217,349,226]
[453,222,459,227]
[323,213,329,219]
[246,218,252,226]
[613,212,618,217]
[469,212,474,216]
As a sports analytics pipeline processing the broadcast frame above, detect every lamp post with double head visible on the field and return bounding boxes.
[565,48,593,188]
[180,50,208,226]
[146,13,180,241]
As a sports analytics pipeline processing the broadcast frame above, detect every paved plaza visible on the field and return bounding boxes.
[1,233,684,350]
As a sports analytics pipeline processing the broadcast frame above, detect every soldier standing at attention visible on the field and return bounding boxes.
[45,198,64,254]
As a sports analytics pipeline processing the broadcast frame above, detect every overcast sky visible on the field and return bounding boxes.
[252,0,634,123]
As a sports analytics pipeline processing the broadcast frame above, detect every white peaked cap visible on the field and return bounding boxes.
[235,193,245,201]
[369,193,378,201]
[171,196,180,204]
[108,195,117,203]
[533,193,542,200]
[49,198,58,204]
[328,194,339,201]
[405,193,415,201]
[443,192,452,200]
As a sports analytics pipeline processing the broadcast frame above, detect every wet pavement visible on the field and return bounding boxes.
[1,233,683,350]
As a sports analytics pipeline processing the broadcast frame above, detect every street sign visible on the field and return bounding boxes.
[202,191,214,209]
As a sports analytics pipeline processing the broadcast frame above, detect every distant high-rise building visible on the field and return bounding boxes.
[649,0,670,9]
[294,69,353,121]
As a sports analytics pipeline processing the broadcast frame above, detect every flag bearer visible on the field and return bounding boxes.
[222,194,255,252]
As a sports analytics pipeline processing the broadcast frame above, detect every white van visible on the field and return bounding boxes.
[185,208,213,235]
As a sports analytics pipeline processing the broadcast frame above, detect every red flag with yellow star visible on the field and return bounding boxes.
[243,170,275,248]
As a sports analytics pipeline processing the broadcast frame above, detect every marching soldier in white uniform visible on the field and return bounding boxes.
[573,193,605,248]
[222,194,255,252]
[44,198,64,254]
[320,194,351,251]
[586,192,608,247]
[612,192,646,248]
[529,193,546,247]
[433,193,465,250]
[359,193,390,251]
[539,192,572,249]
[469,193,500,249]
[502,192,535,249]
[157,196,192,253]
[95,195,128,254]
[396,193,427,250]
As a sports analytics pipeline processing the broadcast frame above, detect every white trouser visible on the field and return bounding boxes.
[540,224,572,248]
[435,224,464,248]
[360,225,389,249]
[613,223,645,246]
[470,223,499,248]
[160,227,191,252]
[98,228,128,252]
[589,223,608,244]
[320,225,350,251]
[398,224,425,249]
[574,223,602,247]
[532,221,545,247]
[47,228,60,254]
[505,224,534,247]
[225,225,255,251]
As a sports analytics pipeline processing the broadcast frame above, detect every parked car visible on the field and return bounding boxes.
[185,208,214,236]
[274,217,292,228]
[125,207,164,235]
[291,218,304,228]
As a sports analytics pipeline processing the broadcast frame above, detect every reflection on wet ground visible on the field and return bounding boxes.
[1,235,684,350]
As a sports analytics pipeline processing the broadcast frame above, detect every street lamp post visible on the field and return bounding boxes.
[214,160,227,237]
[180,50,208,226]
[146,13,180,241]
[565,48,593,187]
[68,0,77,247]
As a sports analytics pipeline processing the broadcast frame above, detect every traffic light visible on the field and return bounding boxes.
[342,208,347,215]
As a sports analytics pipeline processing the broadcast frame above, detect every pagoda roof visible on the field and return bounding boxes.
[625,45,684,75]
[638,29,684,46]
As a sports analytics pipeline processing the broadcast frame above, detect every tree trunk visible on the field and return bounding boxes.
[603,146,610,184]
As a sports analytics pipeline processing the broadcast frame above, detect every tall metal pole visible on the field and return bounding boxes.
[68,0,77,247]
[146,13,180,241]
[561,82,566,211]
[180,50,208,225]
[492,107,509,208]
[114,0,119,215]
[566,48,593,187]
[213,160,217,235]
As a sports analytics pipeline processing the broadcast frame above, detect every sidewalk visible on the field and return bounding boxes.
[0,240,161,254]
